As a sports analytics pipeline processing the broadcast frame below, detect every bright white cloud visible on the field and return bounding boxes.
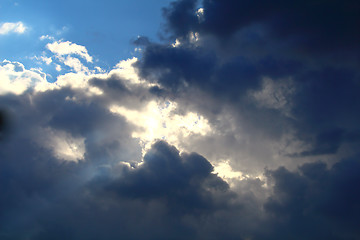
[172,39,181,47]
[0,60,47,95]
[113,57,145,85]
[55,64,62,71]
[46,40,93,62]
[109,100,212,154]
[0,21,27,35]
[41,56,52,65]
[40,35,55,41]
[34,58,144,95]
[53,72,102,95]
[61,55,89,72]
[196,8,205,22]
[213,159,248,183]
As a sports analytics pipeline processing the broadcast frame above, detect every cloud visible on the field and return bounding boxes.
[46,40,93,63]
[163,0,360,53]
[39,35,55,41]
[60,55,90,72]
[263,158,360,239]
[101,141,230,210]
[0,55,359,239]
[0,80,239,238]
[109,100,212,154]
[135,0,360,173]
[0,60,47,95]
[0,21,27,35]
[0,109,9,141]
[1,93,359,239]
[36,127,86,162]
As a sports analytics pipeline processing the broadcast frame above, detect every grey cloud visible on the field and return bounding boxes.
[0,109,10,141]
[1,79,359,239]
[163,0,360,54]
[135,0,360,171]
[263,157,360,240]
[88,75,158,110]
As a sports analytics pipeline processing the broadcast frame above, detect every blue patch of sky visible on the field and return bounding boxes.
[1,0,173,73]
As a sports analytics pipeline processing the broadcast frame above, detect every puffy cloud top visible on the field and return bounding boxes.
[47,40,93,63]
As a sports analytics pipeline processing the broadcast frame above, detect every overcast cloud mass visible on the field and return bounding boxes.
[1,0,360,239]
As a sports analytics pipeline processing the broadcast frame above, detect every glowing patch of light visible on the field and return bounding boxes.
[189,32,200,43]
[172,39,181,47]
[196,8,204,22]
[213,160,249,182]
[109,100,212,154]
[37,127,86,162]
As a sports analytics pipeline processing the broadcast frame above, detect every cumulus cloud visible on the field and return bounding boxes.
[0,21,27,35]
[46,40,93,63]
[0,60,47,95]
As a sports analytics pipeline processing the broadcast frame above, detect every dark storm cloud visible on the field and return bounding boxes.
[136,0,360,159]
[136,44,360,159]
[287,128,345,157]
[263,158,360,240]
[164,0,360,53]
[0,76,251,239]
[2,106,359,240]
[101,141,231,214]
[0,109,9,141]
[136,45,302,99]
[163,0,199,39]
[0,106,245,240]
[136,44,217,92]
[0,85,359,239]
[129,1,360,237]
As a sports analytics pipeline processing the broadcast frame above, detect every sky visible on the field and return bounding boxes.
[0,0,360,239]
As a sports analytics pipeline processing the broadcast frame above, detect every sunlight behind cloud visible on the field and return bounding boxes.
[109,100,212,154]
[213,160,247,181]
[37,127,86,162]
